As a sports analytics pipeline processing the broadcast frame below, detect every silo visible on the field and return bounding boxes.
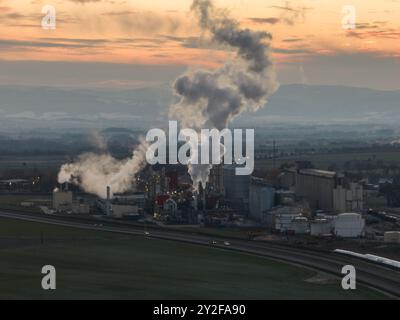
[333,213,365,238]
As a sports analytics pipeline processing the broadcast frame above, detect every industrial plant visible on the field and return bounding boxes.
[15,157,389,245]
[1,0,400,302]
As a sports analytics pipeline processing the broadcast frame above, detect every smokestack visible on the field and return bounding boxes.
[193,193,198,211]
[107,186,111,200]
[202,188,206,212]
[106,186,111,216]
[65,182,69,192]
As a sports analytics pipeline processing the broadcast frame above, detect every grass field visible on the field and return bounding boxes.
[0,217,388,300]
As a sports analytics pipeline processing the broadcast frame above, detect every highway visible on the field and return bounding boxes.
[0,210,399,298]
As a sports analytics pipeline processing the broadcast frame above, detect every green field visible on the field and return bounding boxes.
[0,217,387,300]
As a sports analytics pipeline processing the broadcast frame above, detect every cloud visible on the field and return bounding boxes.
[97,9,193,35]
[0,6,10,13]
[101,10,138,16]
[68,0,102,3]
[355,22,384,29]
[270,2,312,25]
[248,17,280,25]
[346,29,400,40]
[283,38,304,43]
[0,38,103,49]
[273,47,311,54]
[39,37,108,45]
[4,12,25,19]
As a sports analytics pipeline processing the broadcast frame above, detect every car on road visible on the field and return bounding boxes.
[224,241,231,246]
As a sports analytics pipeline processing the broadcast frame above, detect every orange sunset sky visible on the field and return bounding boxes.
[1,0,400,90]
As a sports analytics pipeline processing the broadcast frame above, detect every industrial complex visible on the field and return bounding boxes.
[11,158,389,245]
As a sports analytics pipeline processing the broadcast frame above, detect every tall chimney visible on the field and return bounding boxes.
[193,192,198,211]
[106,186,111,216]
[202,189,206,212]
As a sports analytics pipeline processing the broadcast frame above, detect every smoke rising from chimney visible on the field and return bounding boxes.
[58,139,148,198]
[170,0,279,189]
[57,0,279,196]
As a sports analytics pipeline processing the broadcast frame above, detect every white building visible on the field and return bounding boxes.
[333,182,363,213]
[333,213,365,238]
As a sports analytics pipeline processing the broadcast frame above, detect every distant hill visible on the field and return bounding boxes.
[0,84,399,129]
[261,84,400,122]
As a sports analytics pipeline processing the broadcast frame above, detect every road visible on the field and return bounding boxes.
[0,210,399,298]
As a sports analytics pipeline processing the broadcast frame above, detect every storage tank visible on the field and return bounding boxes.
[333,213,365,238]
[310,218,333,236]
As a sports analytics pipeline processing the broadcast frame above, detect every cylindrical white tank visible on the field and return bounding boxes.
[333,213,365,238]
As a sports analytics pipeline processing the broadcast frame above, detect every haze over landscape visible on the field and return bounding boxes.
[1,83,400,131]
[0,0,399,132]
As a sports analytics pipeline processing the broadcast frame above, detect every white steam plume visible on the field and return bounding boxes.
[58,0,279,197]
[170,0,279,189]
[58,139,148,198]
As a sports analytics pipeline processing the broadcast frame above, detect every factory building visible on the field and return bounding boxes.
[224,165,251,211]
[249,178,275,221]
[52,187,73,210]
[52,183,91,214]
[310,218,333,236]
[113,192,146,208]
[71,202,90,215]
[280,164,364,213]
[265,206,304,231]
[333,182,363,213]
[207,165,225,196]
[384,231,400,244]
[112,205,140,218]
[272,213,309,234]
[295,169,339,211]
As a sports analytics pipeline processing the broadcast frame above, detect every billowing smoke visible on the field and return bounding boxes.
[58,139,148,198]
[170,0,279,189]
[57,0,279,196]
